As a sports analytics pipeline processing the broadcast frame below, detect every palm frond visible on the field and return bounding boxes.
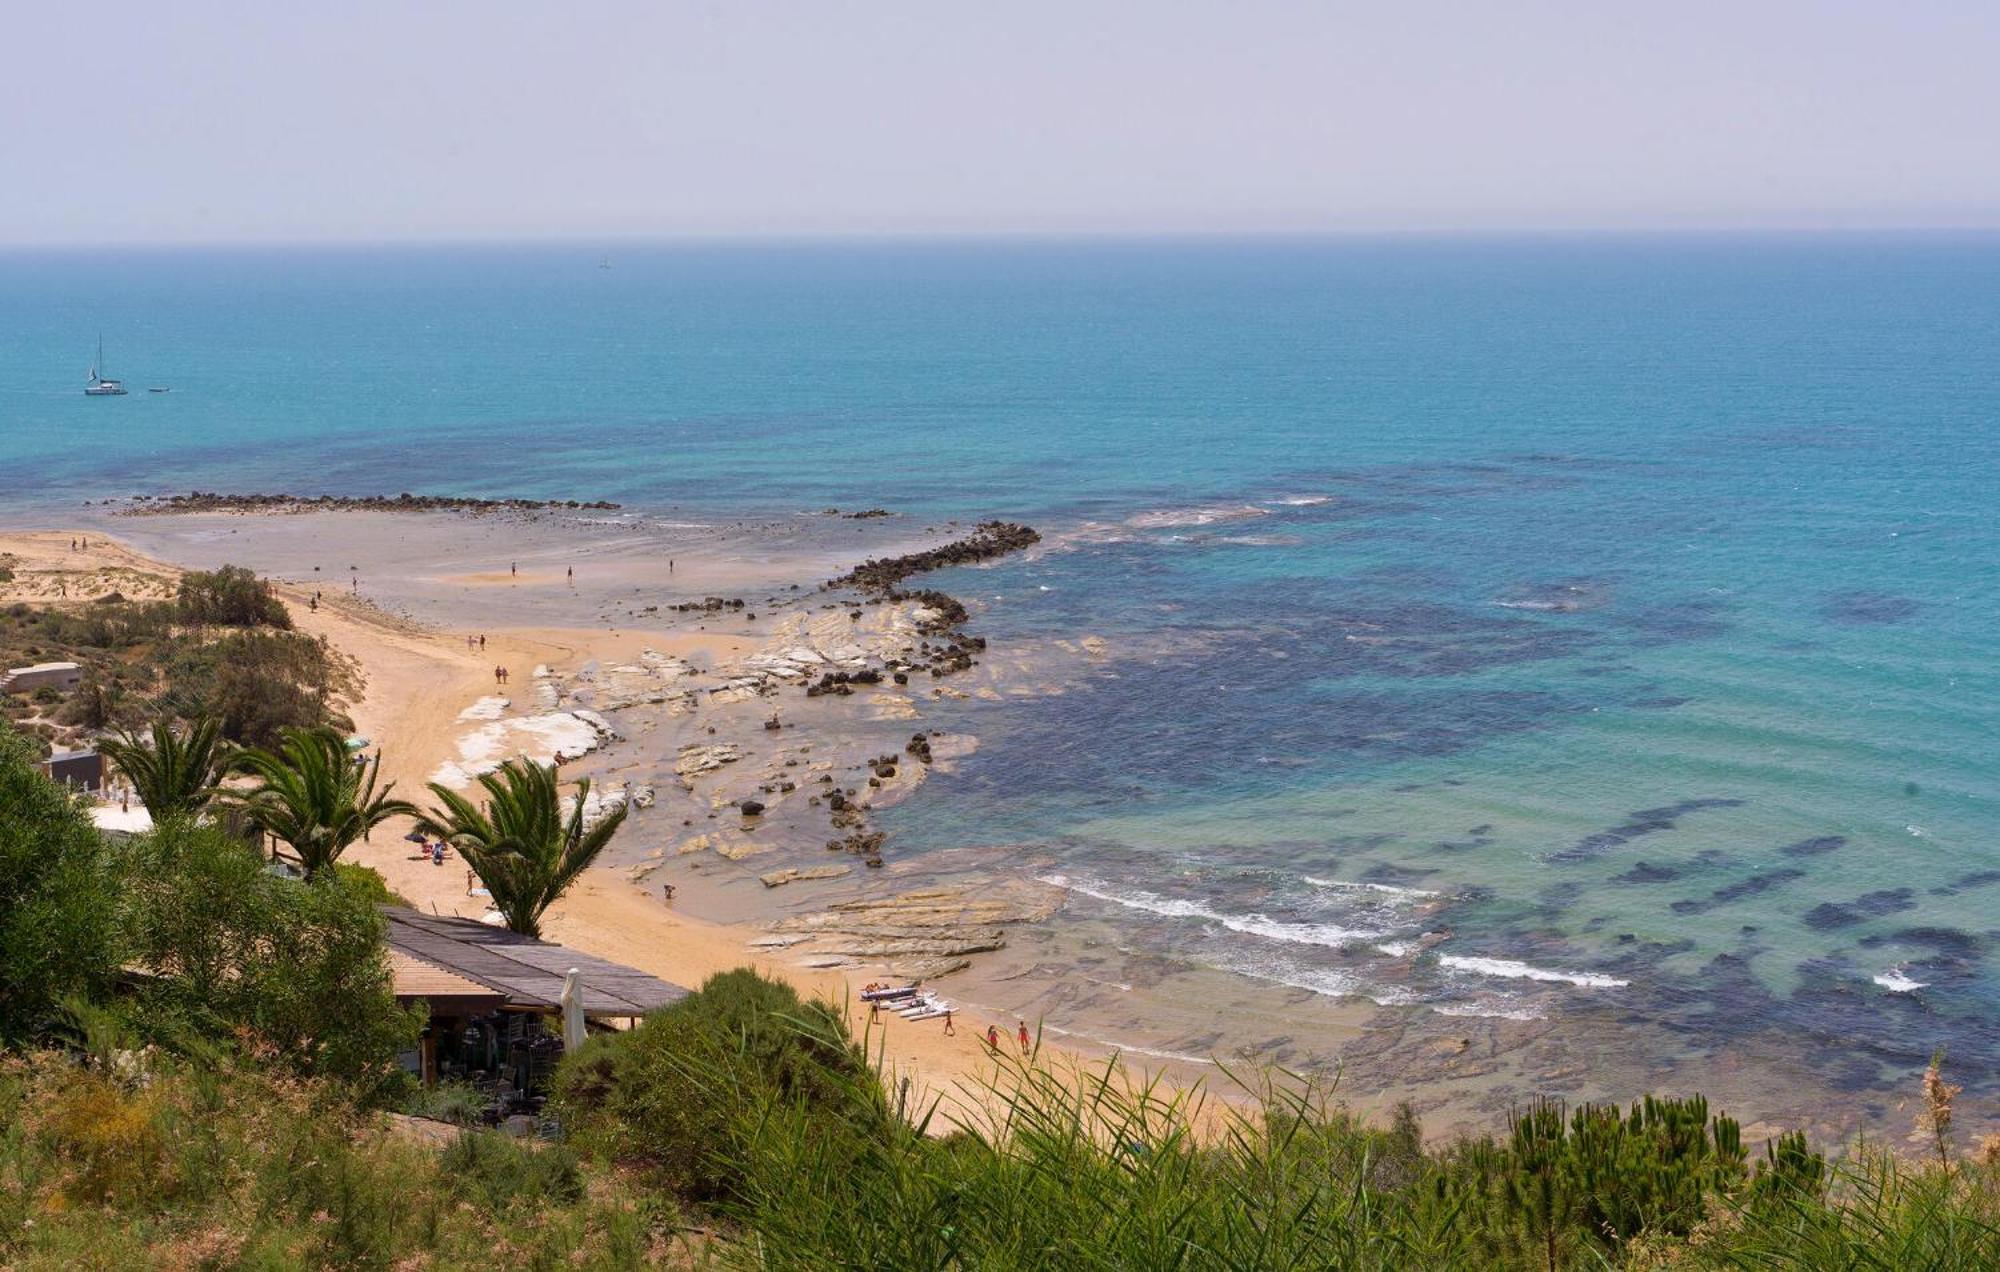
[419,759,629,937]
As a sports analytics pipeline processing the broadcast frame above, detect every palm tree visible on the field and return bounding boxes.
[418,759,629,938]
[220,726,414,880]
[98,716,233,823]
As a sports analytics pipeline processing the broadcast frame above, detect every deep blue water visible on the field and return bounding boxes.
[5,236,1997,1090]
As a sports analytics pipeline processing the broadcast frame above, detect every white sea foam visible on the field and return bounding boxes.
[1267,495,1334,506]
[1204,948,1420,1006]
[1127,504,1271,529]
[1041,874,1387,948]
[1435,1001,1546,1022]
[1304,876,1439,900]
[1374,941,1417,957]
[1437,954,1629,989]
[1873,969,1927,993]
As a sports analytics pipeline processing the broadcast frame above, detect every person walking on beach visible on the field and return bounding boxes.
[510,561,517,577]
[466,869,476,896]
[479,634,486,650]
[1018,1021,1031,1054]
[985,1024,1001,1052]
[943,1010,955,1037]
[494,666,504,686]
[567,566,573,581]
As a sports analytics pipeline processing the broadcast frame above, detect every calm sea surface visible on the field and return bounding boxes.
[4,237,1997,1102]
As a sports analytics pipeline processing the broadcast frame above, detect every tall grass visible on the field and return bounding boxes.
[0,1049,683,1270]
[11,968,2000,1269]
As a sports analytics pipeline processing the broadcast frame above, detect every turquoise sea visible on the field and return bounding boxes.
[4,236,1997,1109]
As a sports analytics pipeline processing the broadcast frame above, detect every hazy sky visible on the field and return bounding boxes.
[6,1,1996,243]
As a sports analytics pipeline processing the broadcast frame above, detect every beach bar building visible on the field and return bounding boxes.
[380,908,688,1090]
[1,661,83,694]
[37,747,105,793]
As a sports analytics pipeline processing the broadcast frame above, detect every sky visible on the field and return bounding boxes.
[4,1,1997,244]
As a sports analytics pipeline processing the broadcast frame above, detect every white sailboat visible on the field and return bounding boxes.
[84,336,127,396]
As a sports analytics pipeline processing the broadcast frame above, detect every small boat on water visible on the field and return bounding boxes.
[148,386,170,394]
[84,336,127,396]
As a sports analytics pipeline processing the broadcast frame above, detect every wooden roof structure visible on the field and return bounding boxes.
[381,908,690,1019]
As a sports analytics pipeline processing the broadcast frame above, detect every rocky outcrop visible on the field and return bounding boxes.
[825,522,1040,593]
[763,880,1063,978]
[675,742,746,780]
[759,864,853,888]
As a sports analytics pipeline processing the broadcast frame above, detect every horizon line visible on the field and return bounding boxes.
[5,223,2000,253]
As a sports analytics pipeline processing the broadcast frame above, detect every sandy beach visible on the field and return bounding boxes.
[0,511,1138,1119]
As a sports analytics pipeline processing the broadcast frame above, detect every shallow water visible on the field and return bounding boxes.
[6,235,1997,1122]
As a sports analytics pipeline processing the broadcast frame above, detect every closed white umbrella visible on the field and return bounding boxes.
[559,968,587,1055]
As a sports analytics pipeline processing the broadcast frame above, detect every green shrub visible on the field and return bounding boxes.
[0,728,120,1043]
[553,967,886,1201]
[334,862,411,907]
[123,822,421,1097]
[175,564,291,629]
[403,1079,489,1127]
[440,1129,585,1208]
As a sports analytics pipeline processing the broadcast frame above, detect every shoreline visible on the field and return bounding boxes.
[0,512,1138,1118]
[6,505,1973,1148]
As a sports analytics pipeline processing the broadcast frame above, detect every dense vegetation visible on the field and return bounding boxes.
[8,723,2000,1268]
[0,564,351,754]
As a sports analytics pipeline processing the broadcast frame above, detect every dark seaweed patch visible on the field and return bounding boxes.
[1804,889,1917,930]
[1360,862,1440,886]
[1780,835,1847,858]
[1867,927,1987,958]
[1822,591,1920,625]
[1952,870,2000,890]
[1669,868,1808,915]
[1611,861,1680,884]
[1431,834,1495,853]
[1616,596,1733,648]
[1538,881,1588,913]
[1549,798,1745,863]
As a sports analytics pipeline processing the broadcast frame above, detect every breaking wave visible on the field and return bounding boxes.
[1041,874,1388,949]
[1437,954,1629,989]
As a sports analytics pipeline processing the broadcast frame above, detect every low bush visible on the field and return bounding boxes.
[175,564,291,628]
[0,1051,680,1269]
[0,729,120,1044]
[122,822,421,1097]
[440,1129,585,1209]
[553,967,888,1201]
